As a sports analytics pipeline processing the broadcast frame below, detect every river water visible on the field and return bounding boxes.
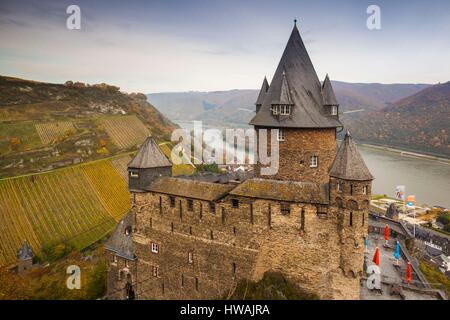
[174,121,450,208]
[357,145,450,208]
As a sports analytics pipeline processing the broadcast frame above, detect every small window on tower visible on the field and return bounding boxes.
[151,242,159,254]
[188,252,194,264]
[231,199,239,209]
[129,171,139,178]
[331,105,338,116]
[152,265,159,277]
[310,155,318,168]
[209,201,216,214]
[169,196,176,208]
[280,203,290,215]
[277,129,285,141]
[363,185,368,195]
[187,199,193,211]
[337,182,342,193]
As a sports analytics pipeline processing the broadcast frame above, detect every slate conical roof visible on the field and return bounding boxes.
[255,77,269,105]
[105,212,136,260]
[17,240,33,261]
[128,136,172,169]
[329,132,373,181]
[322,74,338,106]
[250,23,342,128]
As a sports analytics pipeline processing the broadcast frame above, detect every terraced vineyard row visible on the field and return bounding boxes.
[101,115,150,149]
[35,121,76,144]
[0,155,131,266]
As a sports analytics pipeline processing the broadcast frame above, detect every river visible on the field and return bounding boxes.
[174,121,450,208]
[358,145,450,208]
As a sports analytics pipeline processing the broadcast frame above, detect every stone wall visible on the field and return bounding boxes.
[254,127,337,184]
[106,251,138,300]
[126,189,367,300]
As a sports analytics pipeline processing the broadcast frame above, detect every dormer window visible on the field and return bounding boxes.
[280,105,291,115]
[331,105,338,116]
[277,129,285,141]
[271,105,279,115]
[271,105,291,115]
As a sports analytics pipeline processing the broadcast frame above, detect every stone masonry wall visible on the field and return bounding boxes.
[254,127,337,184]
[127,189,366,300]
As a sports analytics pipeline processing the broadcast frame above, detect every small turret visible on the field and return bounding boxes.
[321,74,339,117]
[329,131,373,277]
[17,240,33,275]
[128,137,172,191]
[255,77,269,113]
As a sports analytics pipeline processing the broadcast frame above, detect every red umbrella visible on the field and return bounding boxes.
[384,224,389,241]
[406,262,412,283]
[373,247,380,266]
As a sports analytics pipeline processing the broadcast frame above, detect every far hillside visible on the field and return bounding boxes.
[344,81,450,157]
[0,76,177,177]
[147,81,429,128]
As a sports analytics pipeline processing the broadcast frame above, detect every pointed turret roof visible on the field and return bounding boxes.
[128,136,172,169]
[17,240,33,261]
[322,74,338,106]
[255,77,269,105]
[250,23,342,128]
[105,212,136,260]
[329,132,373,181]
[277,71,294,105]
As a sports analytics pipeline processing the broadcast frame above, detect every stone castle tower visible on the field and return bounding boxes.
[105,22,373,300]
[17,240,33,275]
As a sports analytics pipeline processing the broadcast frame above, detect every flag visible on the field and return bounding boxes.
[373,247,380,266]
[406,195,416,208]
[406,262,412,283]
[394,241,400,260]
[384,224,389,241]
[395,186,405,200]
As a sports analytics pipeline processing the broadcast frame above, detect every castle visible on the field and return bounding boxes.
[105,22,373,300]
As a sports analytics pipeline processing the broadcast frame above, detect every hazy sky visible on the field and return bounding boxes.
[1,0,449,93]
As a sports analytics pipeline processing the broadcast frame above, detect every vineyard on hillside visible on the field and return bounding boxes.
[0,154,131,266]
[35,121,76,144]
[101,115,151,149]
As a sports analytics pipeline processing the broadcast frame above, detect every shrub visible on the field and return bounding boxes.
[224,272,319,300]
